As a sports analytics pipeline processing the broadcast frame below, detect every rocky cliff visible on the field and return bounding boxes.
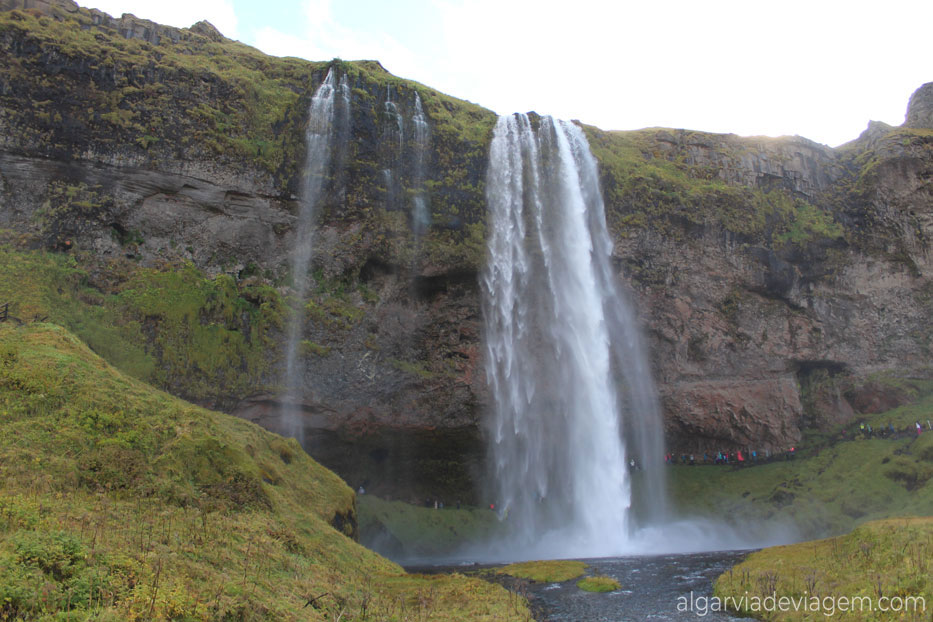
[0,0,930,503]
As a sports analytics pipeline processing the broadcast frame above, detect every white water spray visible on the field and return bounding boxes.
[411,92,431,236]
[483,113,665,559]
[280,69,350,440]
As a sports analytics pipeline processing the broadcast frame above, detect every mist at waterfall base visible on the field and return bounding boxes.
[470,112,799,563]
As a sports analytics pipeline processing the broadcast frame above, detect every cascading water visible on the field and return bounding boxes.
[410,93,431,236]
[482,113,665,559]
[384,85,404,151]
[380,87,403,210]
[280,69,350,441]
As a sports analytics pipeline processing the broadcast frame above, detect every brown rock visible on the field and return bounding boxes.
[663,378,803,453]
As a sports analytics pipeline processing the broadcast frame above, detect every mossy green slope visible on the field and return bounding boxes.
[0,322,529,620]
[669,391,933,538]
[0,243,284,407]
[714,517,932,621]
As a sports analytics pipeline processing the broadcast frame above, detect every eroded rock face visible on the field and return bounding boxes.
[905,82,933,129]
[650,130,843,197]
[0,1,930,500]
[663,378,804,452]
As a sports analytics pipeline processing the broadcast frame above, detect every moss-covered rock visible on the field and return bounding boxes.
[0,244,283,408]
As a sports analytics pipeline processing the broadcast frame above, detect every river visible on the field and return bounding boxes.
[410,550,753,621]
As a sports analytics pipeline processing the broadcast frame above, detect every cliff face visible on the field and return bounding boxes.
[0,1,930,502]
[595,122,932,454]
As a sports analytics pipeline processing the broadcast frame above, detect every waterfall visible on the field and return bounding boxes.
[410,92,431,236]
[384,86,404,151]
[280,68,350,441]
[482,113,665,558]
[381,87,403,211]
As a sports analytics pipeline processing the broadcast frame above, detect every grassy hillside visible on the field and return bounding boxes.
[0,322,530,620]
[714,517,932,621]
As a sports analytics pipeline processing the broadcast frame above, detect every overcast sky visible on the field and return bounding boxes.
[83,0,931,147]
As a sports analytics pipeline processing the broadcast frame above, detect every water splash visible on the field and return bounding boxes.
[482,113,665,559]
[410,92,431,236]
[280,68,350,441]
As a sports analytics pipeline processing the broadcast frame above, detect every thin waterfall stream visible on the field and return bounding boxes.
[411,92,431,237]
[280,69,350,441]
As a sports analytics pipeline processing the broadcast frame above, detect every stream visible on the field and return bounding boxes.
[410,549,753,621]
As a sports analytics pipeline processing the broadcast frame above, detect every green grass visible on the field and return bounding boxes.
[0,322,531,620]
[576,576,621,593]
[714,517,932,621]
[358,495,504,559]
[496,560,587,583]
[495,562,620,594]
[668,392,933,538]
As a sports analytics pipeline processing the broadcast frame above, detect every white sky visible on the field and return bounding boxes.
[83,0,931,147]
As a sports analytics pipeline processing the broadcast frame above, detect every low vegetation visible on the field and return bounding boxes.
[358,495,503,559]
[0,243,283,406]
[714,517,932,621]
[495,562,620,595]
[576,576,622,593]
[582,126,844,248]
[496,560,586,583]
[0,322,530,620]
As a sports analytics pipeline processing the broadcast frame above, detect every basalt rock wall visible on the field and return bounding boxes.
[0,0,931,501]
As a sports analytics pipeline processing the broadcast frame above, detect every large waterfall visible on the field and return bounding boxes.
[280,69,350,441]
[482,113,665,558]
